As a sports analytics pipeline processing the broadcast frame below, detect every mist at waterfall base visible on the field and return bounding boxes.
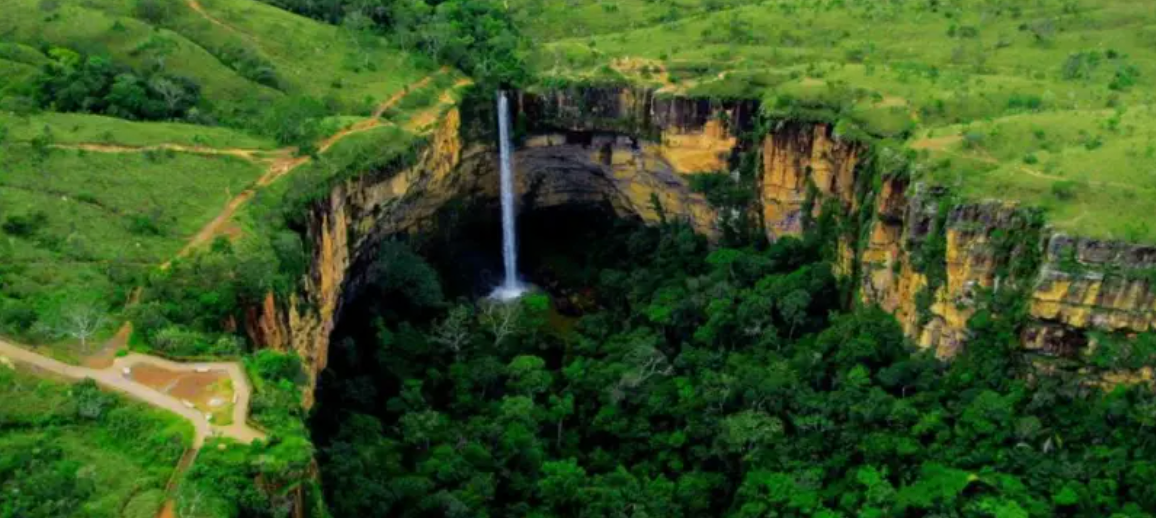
[489,91,527,301]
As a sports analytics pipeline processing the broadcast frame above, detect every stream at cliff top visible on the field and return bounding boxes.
[490,90,527,301]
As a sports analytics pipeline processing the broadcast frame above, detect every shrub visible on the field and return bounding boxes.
[133,0,178,24]
[1051,180,1077,200]
[1109,64,1140,90]
[0,301,38,334]
[73,378,113,419]
[220,45,280,88]
[151,326,241,357]
[1007,93,1042,111]
[251,349,304,384]
[1061,51,1100,80]
[2,211,48,237]
[128,213,164,236]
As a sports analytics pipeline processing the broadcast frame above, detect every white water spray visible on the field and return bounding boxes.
[490,91,526,301]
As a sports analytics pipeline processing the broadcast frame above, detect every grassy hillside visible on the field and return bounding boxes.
[0,366,193,518]
[513,0,1156,241]
[0,0,446,356]
[0,0,429,117]
[0,131,266,356]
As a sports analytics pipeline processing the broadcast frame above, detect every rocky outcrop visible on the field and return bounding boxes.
[858,176,1156,358]
[517,86,755,174]
[1026,236,1156,354]
[760,122,861,240]
[250,88,735,402]
[251,84,1156,402]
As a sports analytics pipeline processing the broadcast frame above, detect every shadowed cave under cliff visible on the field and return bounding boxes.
[309,198,640,446]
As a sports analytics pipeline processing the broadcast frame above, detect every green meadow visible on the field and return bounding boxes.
[514,0,1156,240]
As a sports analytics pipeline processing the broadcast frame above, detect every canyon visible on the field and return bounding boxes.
[248,85,1156,401]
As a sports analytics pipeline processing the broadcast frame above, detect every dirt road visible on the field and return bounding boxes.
[0,338,264,448]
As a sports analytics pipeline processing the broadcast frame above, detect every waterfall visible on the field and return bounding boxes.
[491,91,526,301]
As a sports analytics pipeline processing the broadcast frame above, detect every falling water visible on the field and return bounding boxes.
[490,91,526,301]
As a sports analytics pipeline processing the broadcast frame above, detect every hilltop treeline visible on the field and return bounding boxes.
[258,0,527,86]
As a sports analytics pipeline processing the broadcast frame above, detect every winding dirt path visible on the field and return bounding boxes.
[163,70,449,268]
[186,0,246,38]
[52,143,266,161]
[0,338,264,448]
[0,68,464,516]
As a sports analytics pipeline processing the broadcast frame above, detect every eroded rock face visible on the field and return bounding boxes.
[518,87,753,175]
[253,85,1156,403]
[461,133,717,236]
[760,122,861,241]
[859,176,1156,359]
[250,94,729,403]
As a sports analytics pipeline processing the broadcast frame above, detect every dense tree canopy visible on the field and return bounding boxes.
[34,47,202,121]
[312,218,1156,518]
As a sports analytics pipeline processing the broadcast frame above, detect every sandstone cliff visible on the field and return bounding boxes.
[250,87,740,402]
[856,177,1156,359]
[252,84,1156,403]
[759,122,860,240]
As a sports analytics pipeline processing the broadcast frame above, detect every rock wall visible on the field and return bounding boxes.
[252,84,1156,402]
[760,122,861,240]
[517,86,755,174]
[249,88,734,402]
[857,177,1156,358]
[250,109,467,405]
[1027,236,1156,354]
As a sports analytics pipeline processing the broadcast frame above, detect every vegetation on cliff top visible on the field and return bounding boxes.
[0,0,451,353]
[513,0,1156,242]
[3,0,1156,516]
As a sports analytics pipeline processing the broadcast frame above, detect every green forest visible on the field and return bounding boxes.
[310,209,1156,518]
[3,0,1156,516]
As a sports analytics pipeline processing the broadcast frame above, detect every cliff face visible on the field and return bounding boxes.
[517,86,754,175]
[858,184,1044,357]
[254,85,1156,402]
[251,109,467,405]
[251,88,737,402]
[858,176,1156,359]
[760,122,861,240]
[1027,236,1156,354]
[460,133,718,236]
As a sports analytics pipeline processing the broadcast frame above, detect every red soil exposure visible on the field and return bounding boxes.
[129,364,229,408]
[170,372,224,401]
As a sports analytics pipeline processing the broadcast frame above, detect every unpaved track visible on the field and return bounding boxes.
[0,68,466,515]
[0,338,264,448]
[186,0,246,37]
[53,143,265,160]
[164,70,451,267]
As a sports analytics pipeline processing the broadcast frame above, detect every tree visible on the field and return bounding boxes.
[56,303,106,352]
[480,300,522,346]
[538,458,588,510]
[719,410,784,455]
[431,305,473,359]
[148,75,188,115]
[507,355,551,396]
